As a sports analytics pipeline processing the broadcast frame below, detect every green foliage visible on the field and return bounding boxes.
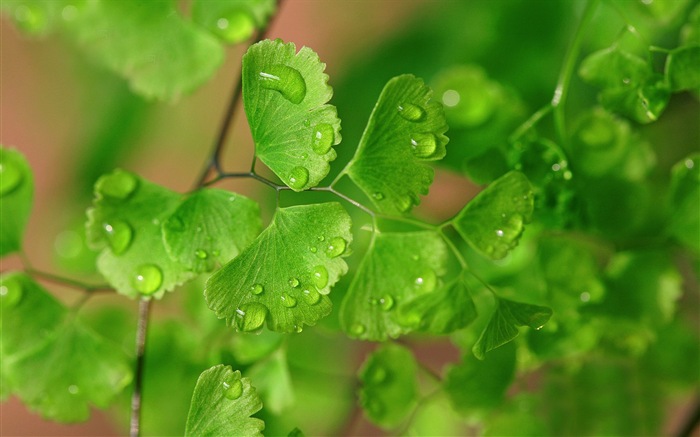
[185,365,264,437]
[667,154,700,251]
[192,0,276,44]
[346,74,449,214]
[243,39,342,191]
[0,147,33,256]
[665,45,700,92]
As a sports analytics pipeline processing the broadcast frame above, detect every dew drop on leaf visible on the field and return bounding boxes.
[311,123,335,155]
[0,276,23,309]
[288,277,300,288]
[325,237,347,258]
[98,171,138,200]
[288,166,309,190]
[350,323,366,336]
[372,192,385,200]
[379,294,394,311]
[0,157,22,196]
[236,302,268,331]
[312,265,329,288]
[133,264,163,295]
[250,283,264,295]
[259,64,307,104]
[410,133,438,158]
[397,103,426,122]
[496,229,504,237]
[303,288,321,305]
[309,246,317,253]
[281,293,297,308]
[223,377,243,400]
[195,249,208,259]
[102,220,133,255]
[414,268,437,293]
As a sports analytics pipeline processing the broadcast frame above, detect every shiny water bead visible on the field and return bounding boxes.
[133,264,163,295]
[98,170,138,200]
[397,103,426,122]
[223,377,243,400]
[311,265,329,289]
[303,288,321,305]
[250,283,264,295]
[409,133,438,158]
[281,293,297,308]
[325,237,346,258]
[0,276,23,309]
[103,220,133,255]
[311,123,335,155]
[259,64,307,104]
[288,166,309,190]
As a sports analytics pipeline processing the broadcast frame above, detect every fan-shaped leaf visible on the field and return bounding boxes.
[0,147,33,257]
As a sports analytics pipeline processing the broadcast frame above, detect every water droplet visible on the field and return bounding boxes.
[311,123,335,155]
[309,246,317,253]
[259,64,307,104]
[303,288,321,305]
[98,170,138,200]
[102,220,133,255]
[216,10,255,43]
[397,103,426,122]
[281,293,297,308]
[317,235,325,242]
[236,302,268,331]
[67,385,79,395]
[312,265,329,289]
[303,118,311,127]
[195,249,208,259]
[288,277,300,288]
[395,195,413,213]
[379,294,394,311]
[288,166,309,190]
[372,192,385,200]
[300,152,309,160]
[326,237,347,258]
[414,268,437,293]
[495,229,504,237]
[0,276,23,309]
[133,264,163,295]
[250,283,264,295]
[0,156,23,196]
[350,323,366,336]
[410,133,438,158]
[223,377,243,400]
[294,324,303,333]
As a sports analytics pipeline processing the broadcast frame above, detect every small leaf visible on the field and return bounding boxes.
[667,154,700,251]
[444,342,516,414]
[339,231,448,340]
[86,169,194,298]
[453,171,534,260]
[579,46,651,89]
[346,74,449,214]
[243,39,341,191]
[162,189,262,273]
[473,298,552,359]
[205,203,352,333]
[665,45,700,92]
[185,365,264,437]
[358,344,418,429]
[0,147,34,257]
[192,0,276,44]
[396,276,477,335]
[598,79,670,124]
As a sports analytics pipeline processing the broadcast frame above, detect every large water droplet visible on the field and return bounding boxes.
[195,249,208,259]
[311,265,328,289]
[379,294,394,311]
[102,220,133,255]
[133,264,163,295]
[303,288,321,305]
[288,166,309,190]
[325,237,346,258]
[414,268,437,293]
[281,293,297,308]
[0,156,23,196]
[397,103,426,122]
[250,283,264,295]
[223,377,243,400]
[350,323,366,336]
[311,123,335,155]
[410,133,438,158]
[288,277,300,288]
[495,229,504,237]
[216,9,255,43]
[98,171,138,200]
[0,276,23,309]
[259,64,307,104]
[395,195,413,213]
[236,302,268,331]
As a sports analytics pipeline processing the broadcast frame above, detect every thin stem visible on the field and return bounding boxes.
[552,0,600,147]
[130,298,153,437]
[25,268,112,293]
[438,225,467,269]
[311,186,375,217]
[509,104,553,143]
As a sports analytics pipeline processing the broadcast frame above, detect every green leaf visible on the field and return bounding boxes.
[396,276,477,335]
[667,154,700,251]
[473,298,552,359]
[185,365,264,437]
[192,0,276,44]
[452,171,533,260]
[287,427,305,437]
[346,74,449,214]
[86,169,194,298]
[598,79,670,124]
[162,189,262,273]
[358,344,418,429]
[66,0,223,100]
[205,203,352,333]
[665,45,700,92]
[0,0,63,35]
[444,342,516,414]
[339,231,448,340]
[579,46,651,89]
[246,349,294,414]
[242,39,341,191]
[0,147,34,257]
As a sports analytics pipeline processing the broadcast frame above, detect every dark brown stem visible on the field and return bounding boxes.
[26,268,113,293]
[129,298,153,437]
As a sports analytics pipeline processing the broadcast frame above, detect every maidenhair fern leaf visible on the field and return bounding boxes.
[0,147,33,257]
